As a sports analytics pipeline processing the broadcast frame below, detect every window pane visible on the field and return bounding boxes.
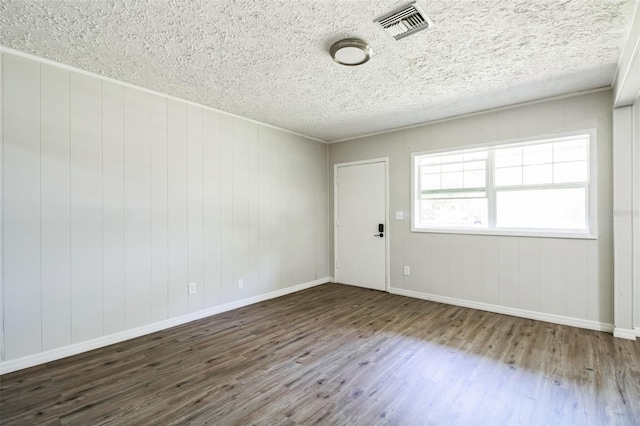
[553,160,587,183]
[464,151,488,161]
[464,161,485,171]
[422,165,441,174]
[421,173,441,190]
[495,166,522,186]
[422,190,486,199]
[442,172,463,189]
[495,147,522,167]
[464,170,485,187]
[523,143,552,165]
[496,188,586,230]
[441,154,464,164]
[523,164,552,185]
[442,162,463,172]
[554,139,588,163]
[420,198,488,228]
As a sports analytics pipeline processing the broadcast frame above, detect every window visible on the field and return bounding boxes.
[412,130,596,238]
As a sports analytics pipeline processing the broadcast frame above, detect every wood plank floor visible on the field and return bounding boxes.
[1,283,639,425]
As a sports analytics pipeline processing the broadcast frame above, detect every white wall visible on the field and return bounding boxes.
[0,52,329,365]
[612,3,639,337]
[613,106,635,338]
[634,97,640,333]
[329,90,614,330]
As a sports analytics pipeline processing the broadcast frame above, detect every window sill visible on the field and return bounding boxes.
[410,226,597,239]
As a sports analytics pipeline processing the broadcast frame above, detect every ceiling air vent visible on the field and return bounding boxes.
[374,2,433,41]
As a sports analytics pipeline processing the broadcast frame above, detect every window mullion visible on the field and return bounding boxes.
[487,148,496,228]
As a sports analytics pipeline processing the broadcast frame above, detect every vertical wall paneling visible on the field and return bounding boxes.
[232,118,249,299]
[187,105,204,313]
[123,87,152,329]
[482,237,500,305]
[448,235,465,299]
[402,233,419,291]
[316,143,329,279]
[270,130,282,292]
[167,100,188,317]
[388,131,408,289]
[497,108,519,141]
[463,236,484,302]
[41,64,72,350]
[0,52,4,361]
[0,52,329,367]
[287,138,310,282]
[565,239,588,320]
[430,234,450,297]
[70,72,103,342]
[481,112,499,144]
[279,133,293,288]
[299,141,316,284]
[3,54,42,359]
[258,126,272,294]
[202,110,222,308]
[498,237,520,308]
[586,241,601,322]
[247,122,260,297]
[517,104,539,137]
[612,106,635,332]
[329,90,614,331]
[538,239,566,316]
[564,96,587,129]
[219,116,235,303]
[150,94,168,322]
[537,99,565,134]
[634,100,640,330]
[462,115,484,144]
[518,237,540,313]
[102,81,125,335]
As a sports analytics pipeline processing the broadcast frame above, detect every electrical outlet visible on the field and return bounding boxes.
[238,279,244,289]
[403,266,410,276]
[188,282,197,295]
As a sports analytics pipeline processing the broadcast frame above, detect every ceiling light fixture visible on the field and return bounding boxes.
[330,38,372,66]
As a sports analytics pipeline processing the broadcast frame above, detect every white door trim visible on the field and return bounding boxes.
[334,157,390,292]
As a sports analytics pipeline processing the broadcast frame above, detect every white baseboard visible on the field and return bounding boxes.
[388,287,614,334]
[613,327,638,340]
[636,327,640,337]
[0,277,332,375]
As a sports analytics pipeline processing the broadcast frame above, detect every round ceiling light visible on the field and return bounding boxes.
[330,38,372,66]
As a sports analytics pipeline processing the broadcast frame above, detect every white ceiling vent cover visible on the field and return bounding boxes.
[374,2,433,41]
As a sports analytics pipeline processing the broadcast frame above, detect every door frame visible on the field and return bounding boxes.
[334,157,390,292]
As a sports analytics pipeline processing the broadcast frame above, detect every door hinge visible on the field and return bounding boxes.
[336,219,339,227]
[336,261,339,269]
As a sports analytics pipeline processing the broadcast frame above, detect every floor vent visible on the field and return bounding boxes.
[374,2,433,41]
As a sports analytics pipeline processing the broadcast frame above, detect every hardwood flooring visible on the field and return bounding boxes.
[1,283,639,425]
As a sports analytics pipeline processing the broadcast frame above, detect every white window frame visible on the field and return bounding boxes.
[411,129,598,239]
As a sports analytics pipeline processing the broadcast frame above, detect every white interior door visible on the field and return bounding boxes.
[335,160,387,291]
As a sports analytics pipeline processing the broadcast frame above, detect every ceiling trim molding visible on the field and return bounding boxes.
[328,86,612,144]
[0,45,328,144]
[613,0,640,107]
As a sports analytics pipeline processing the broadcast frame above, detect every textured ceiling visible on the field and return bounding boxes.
[0,0,635,142]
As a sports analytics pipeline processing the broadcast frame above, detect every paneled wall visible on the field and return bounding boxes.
[329,90,614,328]
[635,97,640,331]
[1,52,329,362]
